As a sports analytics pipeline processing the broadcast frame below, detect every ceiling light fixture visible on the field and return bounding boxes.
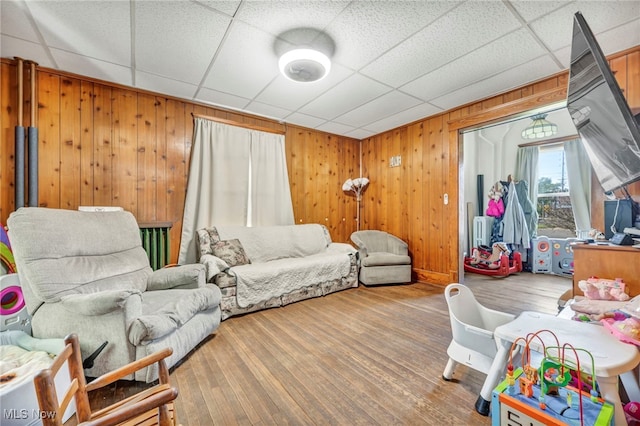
[279,48,331,83]
[521,113,558,139]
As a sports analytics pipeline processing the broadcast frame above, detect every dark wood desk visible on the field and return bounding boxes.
[572,243,640,297]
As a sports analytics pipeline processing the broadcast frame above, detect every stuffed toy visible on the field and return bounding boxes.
[485,182,505,218]
[578,277,629,301]
[469,242,509,269]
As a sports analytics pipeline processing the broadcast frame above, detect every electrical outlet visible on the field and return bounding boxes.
[390,155,401,167]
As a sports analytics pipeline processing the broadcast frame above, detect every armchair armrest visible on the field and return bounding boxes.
[199,254,230,282]
[327,242,357,254]
[83,348,177,426]
[146,264,206,291]
[86,347,173,391]
[60,290,142,316]
[386,235,408,256]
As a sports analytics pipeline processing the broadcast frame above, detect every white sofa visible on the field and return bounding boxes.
[196,224,358,320]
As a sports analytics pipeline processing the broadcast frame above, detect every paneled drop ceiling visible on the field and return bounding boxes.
[2,1,639,139]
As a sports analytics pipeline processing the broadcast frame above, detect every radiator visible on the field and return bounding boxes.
[472,216,494,248]
[138,222,172,270]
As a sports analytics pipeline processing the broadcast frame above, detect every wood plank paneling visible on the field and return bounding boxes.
[38,72,61,208]
[1,47,637,268]
[79,81,94,206]
[361,47,640,286]
[59,77,81,209]
[136,93,158,222]
[1,62,17,219]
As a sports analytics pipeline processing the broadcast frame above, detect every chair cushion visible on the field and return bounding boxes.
[128,286,222,345]
[361,252,411,267]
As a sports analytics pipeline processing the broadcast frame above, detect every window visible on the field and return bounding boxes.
[537,144,576,237]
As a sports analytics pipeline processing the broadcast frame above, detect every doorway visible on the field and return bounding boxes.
[457,103,580,281]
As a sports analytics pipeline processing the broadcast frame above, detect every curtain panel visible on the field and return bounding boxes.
[178,118,294,264]
[564,139,592,233]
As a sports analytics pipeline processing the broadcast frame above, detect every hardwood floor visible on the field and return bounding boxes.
[88,272,572,425]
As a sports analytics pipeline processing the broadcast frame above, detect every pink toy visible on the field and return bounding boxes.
[578,277,629,301]
[485,182,505,218]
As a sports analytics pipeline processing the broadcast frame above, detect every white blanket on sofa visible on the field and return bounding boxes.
[232,251,351,308]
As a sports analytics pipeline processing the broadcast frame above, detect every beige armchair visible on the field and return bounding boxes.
[350,230,412,285]
[8,207,222,382]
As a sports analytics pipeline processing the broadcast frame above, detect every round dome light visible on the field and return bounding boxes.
[278,48,331,83]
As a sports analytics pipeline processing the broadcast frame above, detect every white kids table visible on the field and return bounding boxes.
[476,311,640,426]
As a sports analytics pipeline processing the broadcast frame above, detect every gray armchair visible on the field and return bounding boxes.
[350,230,412,285]
[7,207,222,382]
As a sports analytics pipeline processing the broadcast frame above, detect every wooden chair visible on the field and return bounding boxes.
[34,334,179,426]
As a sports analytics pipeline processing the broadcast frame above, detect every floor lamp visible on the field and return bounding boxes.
[342,177,369,231]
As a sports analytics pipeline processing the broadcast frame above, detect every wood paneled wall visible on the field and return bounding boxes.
[1,47,637,277]
[0,60,359,262]
[361,46,640,285]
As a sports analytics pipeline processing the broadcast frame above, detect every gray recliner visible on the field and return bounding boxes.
[350,230,412,285]
[7,207,222,382]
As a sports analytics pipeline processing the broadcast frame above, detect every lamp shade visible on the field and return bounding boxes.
[279,48,331,83]
[521,113,558,139]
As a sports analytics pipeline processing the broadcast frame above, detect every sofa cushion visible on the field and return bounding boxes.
[215,224,331,263]
[212,239,251,267]
[361,252,411,267]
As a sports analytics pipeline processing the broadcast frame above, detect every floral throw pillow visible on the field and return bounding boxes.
[212,239,251,267]
[196,227,221,259]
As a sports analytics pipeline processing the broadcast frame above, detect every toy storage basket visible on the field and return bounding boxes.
[443,283,516,379]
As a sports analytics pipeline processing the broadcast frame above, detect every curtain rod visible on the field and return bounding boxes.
[518,134,579,148]
[191,113,286,135]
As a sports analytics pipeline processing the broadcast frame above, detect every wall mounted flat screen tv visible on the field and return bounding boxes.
[567,12,640,193]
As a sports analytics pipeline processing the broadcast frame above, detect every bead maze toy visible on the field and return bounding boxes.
[492,329,614,426]
[464,242,523,278]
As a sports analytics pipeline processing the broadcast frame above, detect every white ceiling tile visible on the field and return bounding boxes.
[51,48,133,86]
[334,91,422,128]
[299,74,390,120]
[27,0,130,65]
[530,2,640,52]
[196,87,251,110]
[283,112,327,129]
[327,1,463,71]
[345,128,376,139]
[255,64,353,111]
[203,21,279,99]
[362,103,443,134]
[361,1,521,87]
[236,1,349,39]
[136,1,230,83]
[315,121,355,136]
[243,101,291,121]
[401,29,550,102]
[1,35,56,68]
[554,17,639,70]
[1,0,40,43]
[1,0,635,139]
[195,0,241,17]
[135,71,198,100]
[430,56,561,111]
[590,18,640,56]
[509,1,569,22]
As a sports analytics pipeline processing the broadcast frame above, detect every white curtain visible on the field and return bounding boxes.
[564,139,592,233]
[178,118,294,264]
[514,146,539,208]
[249,131,294,226]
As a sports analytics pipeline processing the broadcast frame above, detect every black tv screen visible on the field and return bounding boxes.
[567,12,640,193]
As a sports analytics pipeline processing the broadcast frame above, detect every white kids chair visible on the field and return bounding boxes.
[442,283,516,413]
